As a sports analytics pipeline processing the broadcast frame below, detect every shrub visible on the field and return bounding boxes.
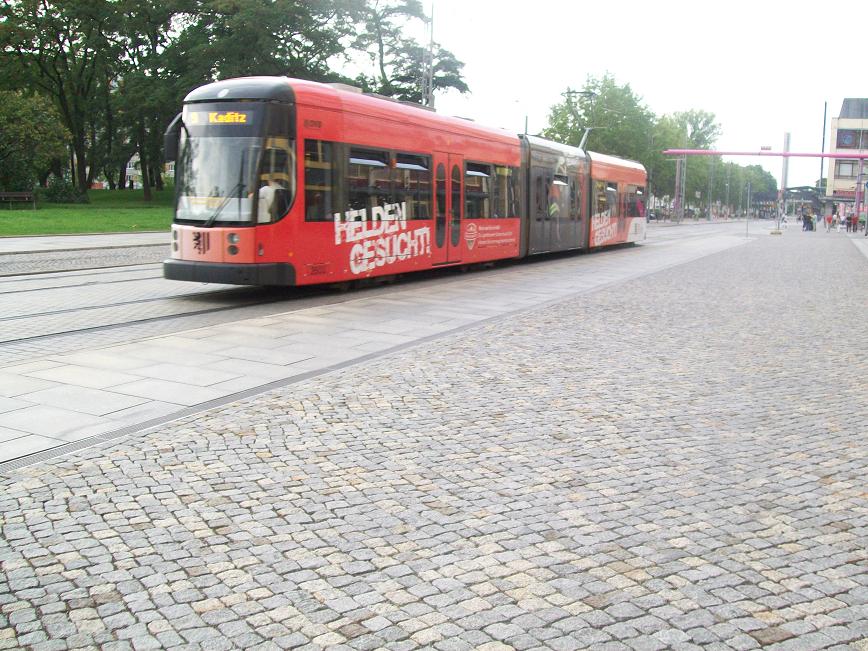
[41,176,89,204]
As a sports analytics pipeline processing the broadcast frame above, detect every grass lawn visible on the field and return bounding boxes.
[0,188,173,236]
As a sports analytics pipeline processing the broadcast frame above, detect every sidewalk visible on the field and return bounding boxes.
[0,231,167,254]
[0,227,865,650]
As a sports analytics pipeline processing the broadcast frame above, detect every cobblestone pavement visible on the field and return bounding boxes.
[1,231,866,650]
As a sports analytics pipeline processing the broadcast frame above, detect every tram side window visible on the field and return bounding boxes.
[569,178,580,220]
[593,180,609,217]
[607,182,620,218]
[493,165,519,218]
[551,175,569,220]
[304,140,335,222]
[626,185,645,218]
[465,162,492,219]
[347,147,393,214]
[535,174,546,214]
[395,153,431,220]
[255,138,295,224]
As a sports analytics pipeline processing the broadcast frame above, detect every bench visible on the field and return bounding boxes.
[0,191,36,209]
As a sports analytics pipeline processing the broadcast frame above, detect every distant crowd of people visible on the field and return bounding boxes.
[797,211,864,233]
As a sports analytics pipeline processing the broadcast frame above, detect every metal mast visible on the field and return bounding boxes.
[422,5,435,108]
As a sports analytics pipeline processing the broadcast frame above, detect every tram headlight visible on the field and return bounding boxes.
[227,232,239,244]
[227,245,239,255]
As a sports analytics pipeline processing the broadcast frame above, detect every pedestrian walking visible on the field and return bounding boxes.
[825,213,833,232]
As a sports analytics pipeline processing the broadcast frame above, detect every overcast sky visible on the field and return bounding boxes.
[422,0,862,188]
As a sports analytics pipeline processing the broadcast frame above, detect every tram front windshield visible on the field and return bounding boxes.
[174,102,295,226]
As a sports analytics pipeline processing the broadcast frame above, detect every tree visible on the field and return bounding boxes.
[672,109,722,149]
[0,0,122,193]
[1,0,470,199]
[0,91,68,190]
[114,0,198,199]
[354,0,424,95]
[646,114,688,200]
[542,74,655,162]
[540,74,779,214]
[376,41,468,103]
[179,0,363,82]
[352,0,468,102]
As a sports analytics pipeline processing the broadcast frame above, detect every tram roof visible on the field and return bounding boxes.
[185,76,296,104]
[522,134,587,158]
[588,150,646,172]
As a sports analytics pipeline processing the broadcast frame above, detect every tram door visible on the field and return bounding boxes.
[529,166,553,254]
[432,152,463,265]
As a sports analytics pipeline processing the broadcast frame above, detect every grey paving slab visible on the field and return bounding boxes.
[130,363,240,386]
[0,404,107,436]
[107,343,229,366]
[0,359,63,373]
[18,385,148,416]
[26,364,143,389]
[229,345,314,365]
[208,375,276,395]
[133,335,238,354]
[45,350,158,371]
[203,358,300,381]
[205,323,296,339]
[351,341,397,354]
[0,426,31,444]
[275,341,363,358]
[51,419,130,443]
[0,373,57,397]
[103,400,184,426]
[0,433,64,458]
[110,378,226,406]
[0,396,28,414]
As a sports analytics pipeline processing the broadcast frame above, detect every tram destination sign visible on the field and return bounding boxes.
[185,110,253,126]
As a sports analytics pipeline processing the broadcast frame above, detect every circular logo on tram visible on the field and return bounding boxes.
[465,222,478,250]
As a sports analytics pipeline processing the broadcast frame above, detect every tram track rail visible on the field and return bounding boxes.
[0,225,734,367]
[0,285,257,322]
[0,284,288,345]
[0,293,284,346]
[0,266,163,295]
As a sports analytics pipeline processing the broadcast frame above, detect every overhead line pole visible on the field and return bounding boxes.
[820,101,827,186]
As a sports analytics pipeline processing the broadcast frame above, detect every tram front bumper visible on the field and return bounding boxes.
[163,259,296,286]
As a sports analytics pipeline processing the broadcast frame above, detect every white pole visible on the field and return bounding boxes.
[779,132,790,230]
[746,180,751,238]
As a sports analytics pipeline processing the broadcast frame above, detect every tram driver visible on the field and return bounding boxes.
[255,138,294,223]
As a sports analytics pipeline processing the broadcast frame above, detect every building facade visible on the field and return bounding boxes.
[826,98,868,215]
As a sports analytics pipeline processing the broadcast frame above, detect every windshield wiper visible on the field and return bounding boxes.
[202,181,245,228]
[202,149,247,228]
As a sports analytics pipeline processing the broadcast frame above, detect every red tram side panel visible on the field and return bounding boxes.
[169,78,522,286]
[587,151,647,248]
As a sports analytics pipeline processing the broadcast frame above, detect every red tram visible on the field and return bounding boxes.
[163,76,646,286]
